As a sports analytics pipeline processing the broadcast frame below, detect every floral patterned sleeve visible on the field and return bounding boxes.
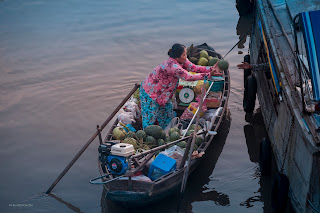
[182,58,212,73]
[172,63,211,81]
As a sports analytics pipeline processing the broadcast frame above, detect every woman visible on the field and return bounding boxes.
[140,43,223,129]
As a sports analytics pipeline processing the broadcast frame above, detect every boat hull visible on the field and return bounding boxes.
[249,0,320,212]
[97,44,230,206]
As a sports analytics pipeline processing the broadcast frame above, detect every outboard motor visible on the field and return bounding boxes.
[98,141,115,173]
[98,142,134,176]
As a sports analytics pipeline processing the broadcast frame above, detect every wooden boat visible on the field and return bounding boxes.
[91,44,230,205]
[245,0,320,212]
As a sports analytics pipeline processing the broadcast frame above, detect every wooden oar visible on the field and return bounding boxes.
[177,77,207,212]
[46,83,140,194]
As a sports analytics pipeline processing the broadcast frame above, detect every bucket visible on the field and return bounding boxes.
[209,80,224,92]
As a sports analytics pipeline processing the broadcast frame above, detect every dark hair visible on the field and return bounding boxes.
[168,43,186,58]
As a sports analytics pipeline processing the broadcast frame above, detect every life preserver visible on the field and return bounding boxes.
[259,137,271,176]
[243,75,257,113]
[272,173,289,213]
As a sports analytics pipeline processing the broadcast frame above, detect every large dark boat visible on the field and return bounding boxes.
[244,0,320,212]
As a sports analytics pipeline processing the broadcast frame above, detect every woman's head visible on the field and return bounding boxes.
[168,43,187,63]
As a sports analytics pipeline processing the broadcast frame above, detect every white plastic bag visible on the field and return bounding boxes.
[164,117,182,134]
[117,109,135,125]
[123,100,141,118]
[203,109,217,121]
[160,145,185,168]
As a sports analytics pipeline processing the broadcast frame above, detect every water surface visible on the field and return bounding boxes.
[0,0,276,212]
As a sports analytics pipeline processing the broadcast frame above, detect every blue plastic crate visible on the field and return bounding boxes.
[148,154,176,180]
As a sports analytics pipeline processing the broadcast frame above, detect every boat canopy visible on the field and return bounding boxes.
[299,10,320,101]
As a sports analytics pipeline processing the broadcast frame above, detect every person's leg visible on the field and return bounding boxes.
[140,88,158,129]
[158,100,175,129]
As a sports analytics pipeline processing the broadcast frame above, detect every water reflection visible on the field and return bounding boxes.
[242,109,274,212]
[48,193,83,213]
[100,111,231,213]
[244,125,259,163]
[183,111,231,211]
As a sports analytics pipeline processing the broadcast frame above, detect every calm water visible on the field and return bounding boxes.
[0,0,276,212]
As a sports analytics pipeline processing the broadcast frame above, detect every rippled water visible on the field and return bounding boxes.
[0,0,280,212]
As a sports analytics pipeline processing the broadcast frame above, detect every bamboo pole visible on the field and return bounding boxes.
[45,83,140,194]
[177,77,207,212]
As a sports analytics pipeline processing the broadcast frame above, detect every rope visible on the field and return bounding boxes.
[308,199,320,213]
[223,27,252,58]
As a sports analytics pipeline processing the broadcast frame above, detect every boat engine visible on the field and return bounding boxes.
[98,142,134,175]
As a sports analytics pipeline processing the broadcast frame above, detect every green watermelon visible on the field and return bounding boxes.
[186,130,194,137]
[177,141,187,149]
[157,138,165,146]
[169,127,180,135]
[190,124,201,131]
[217,60,229,70]
[136,130,147,141]
[195,137,203,146]
[208,57,219,66]
[145,125,163,139]
[145,135,157,145]
[160,130,167,140]
[170,132,181,141]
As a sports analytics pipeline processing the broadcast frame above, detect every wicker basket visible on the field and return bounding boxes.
[206,91,222,108]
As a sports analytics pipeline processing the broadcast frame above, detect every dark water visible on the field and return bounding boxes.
[0,0,280,212]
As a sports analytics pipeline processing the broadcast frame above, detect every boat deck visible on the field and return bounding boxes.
[287,0,320,18]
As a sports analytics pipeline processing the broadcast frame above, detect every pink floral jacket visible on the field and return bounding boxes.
[141,57,212,106]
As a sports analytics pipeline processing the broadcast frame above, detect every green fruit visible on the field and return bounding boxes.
[186,130,194,137]
[217,60,229,70]
[208,56,214,60]
[123,138,138,149]
[190,124,201,131]
[199,50,209,59]
[140,144,150,151]
[145,135,157,145]
[169,127,180,135]
[197,57,208,66]
[177,141,187,148]
[208,57,219,66]
[132,88,140,100]
[193,144,199,151]
[112,127,127,140]
[189,57,198,64]
[166,136,171,142]
[144,125,163,139]
[157,139,165,146]
[136,130,147,141]
[126,131,136,139]
[195,137,203,146]
[170,132,181,141]
[160,130,167,140]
